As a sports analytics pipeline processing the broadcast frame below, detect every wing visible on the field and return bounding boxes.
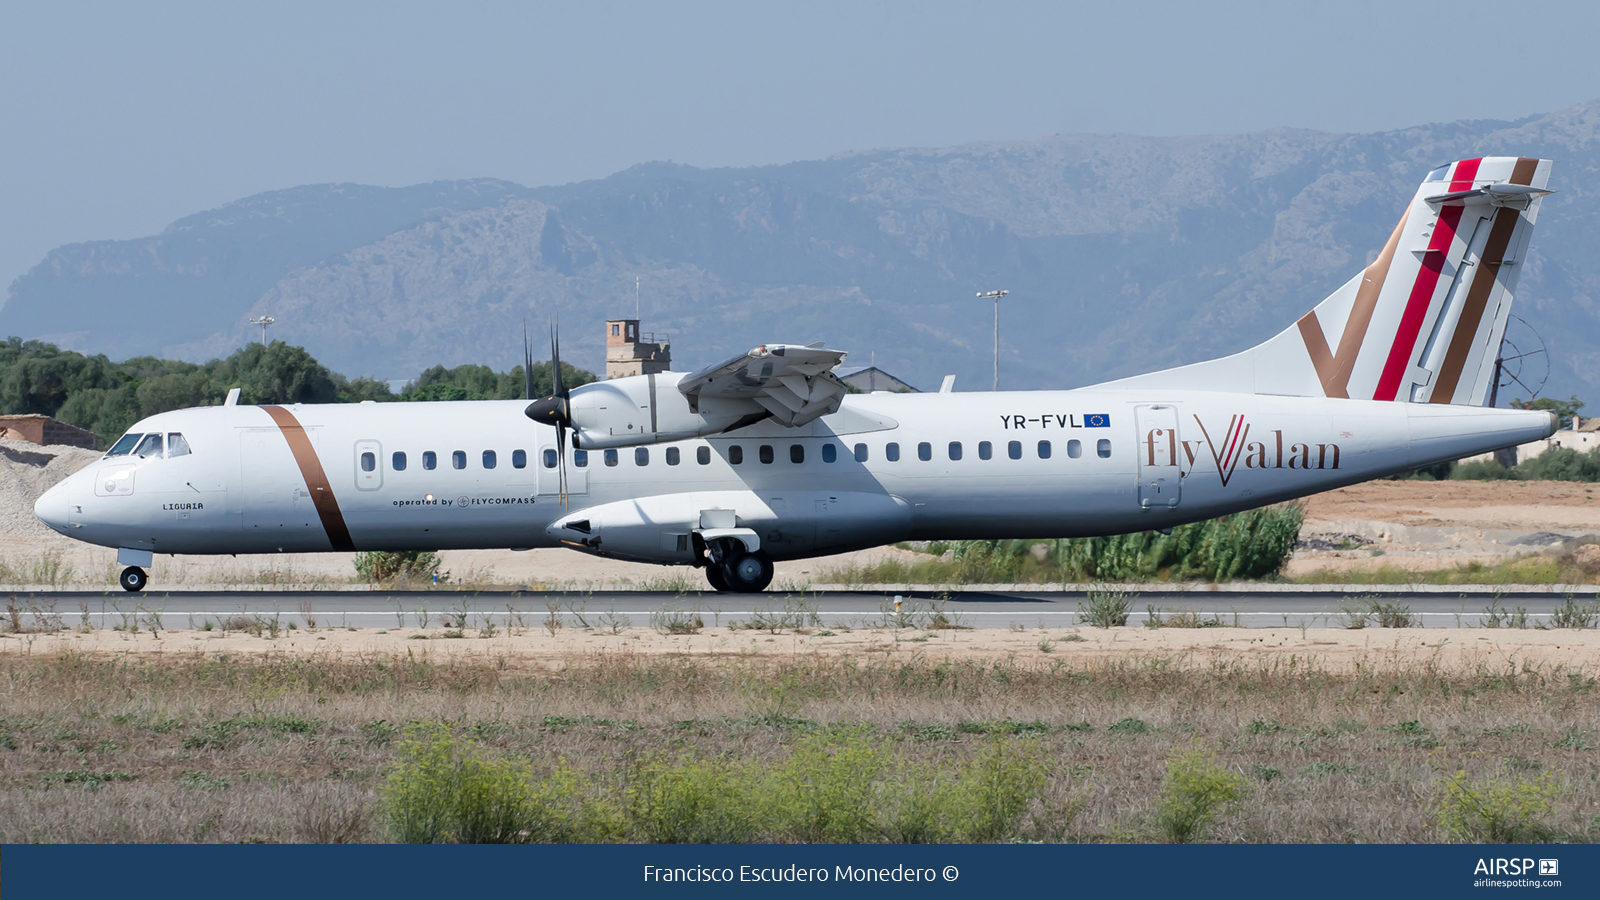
[678,343,848,427]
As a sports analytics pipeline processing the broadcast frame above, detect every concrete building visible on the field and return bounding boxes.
[0,414,100,450]
[605,319,671,379]
[835,365,918,393]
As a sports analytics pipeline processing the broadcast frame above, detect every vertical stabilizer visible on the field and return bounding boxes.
[1096,157,1553,406]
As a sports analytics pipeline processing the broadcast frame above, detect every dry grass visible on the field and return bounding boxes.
[0,650,1595,843]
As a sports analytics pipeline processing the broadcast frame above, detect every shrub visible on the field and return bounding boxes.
[383,724,538,843]
[1078,591,1130,627]
[1550,596,1599,629]
[384,725,1053,844]
[629,757,758,843]
[354,551,445,585]
[765,731,884,843]
[1434,769,1561,843]
[1155,745,1242,843]
[1050,503,1304,582]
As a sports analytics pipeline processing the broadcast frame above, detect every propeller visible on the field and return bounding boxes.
[525,314,571,507]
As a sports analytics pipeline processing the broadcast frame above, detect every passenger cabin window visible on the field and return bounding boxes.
[635,448,649,466]
[393,451,407,471]
[1038,440,1052,459]
[854,443,868,462]
[423,451,437,470]
[512,449,527,469]
[1097,438,1112,459]
[133,433,164,458]
[167,433,191,457]
[604,449,619,467]
[452,450,466,470]
[1008,441,1022,460]
[360,451,376,472]
[105,433,142,457]
[543,449,558,468]
[978,441,992,460]
[729,445,744,465]
[886,442,900,462]
[821,443,837,463]
[697,446,711,465]
[759,445,774,464]
[1067,440,1082,459]
[917,442,932,461]
[948,442,962,461]
[666,447,680,466]
[482,450,497,469]
[574,450,589,468]
[790,444,804,464]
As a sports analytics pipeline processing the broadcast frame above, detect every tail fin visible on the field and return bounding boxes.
[1097,157,1554,405]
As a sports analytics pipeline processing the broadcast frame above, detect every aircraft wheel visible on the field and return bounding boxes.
[119,566,147,593]
[720,550,774,593]
[704,563,730,592]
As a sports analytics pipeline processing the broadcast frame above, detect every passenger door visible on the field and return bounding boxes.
[1135,404,1183,510]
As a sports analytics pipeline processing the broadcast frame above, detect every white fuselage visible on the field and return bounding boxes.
[35,390,1554,565]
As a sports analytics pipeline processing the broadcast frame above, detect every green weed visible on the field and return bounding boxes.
[1155,745,1242,843]
[1434,769,1561,843]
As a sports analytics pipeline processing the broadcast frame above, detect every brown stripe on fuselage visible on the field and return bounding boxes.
[260,405,356,552]
[1300,208,1409,397]
[1428,209,1521,403]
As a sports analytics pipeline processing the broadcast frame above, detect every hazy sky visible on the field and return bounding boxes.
[4,0,1600,291]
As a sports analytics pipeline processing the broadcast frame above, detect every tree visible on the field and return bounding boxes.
[0,335,597,448]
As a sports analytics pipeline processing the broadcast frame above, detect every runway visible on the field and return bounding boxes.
[8,587,1592,629]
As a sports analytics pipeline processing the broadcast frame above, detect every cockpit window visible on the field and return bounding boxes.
[105,433,143,457]
[167,433,192,457]
[132,433,164,458]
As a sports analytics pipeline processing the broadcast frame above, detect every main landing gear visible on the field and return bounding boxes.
[119,566,147,592]
[702,547,774,593]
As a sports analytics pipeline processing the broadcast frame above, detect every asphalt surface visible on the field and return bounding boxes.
[9,588,1593,629]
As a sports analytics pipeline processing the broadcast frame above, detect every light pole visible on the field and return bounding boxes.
[976,289,1008,391]
[248,315,275,345]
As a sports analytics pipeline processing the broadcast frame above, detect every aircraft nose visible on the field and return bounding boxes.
[34,483,72,535]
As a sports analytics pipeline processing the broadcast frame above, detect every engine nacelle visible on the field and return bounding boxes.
[567,372,764,450]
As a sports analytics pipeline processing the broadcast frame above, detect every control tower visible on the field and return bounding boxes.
[605,319,671,379]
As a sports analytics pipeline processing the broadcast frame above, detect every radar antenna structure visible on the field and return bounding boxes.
[1489,314,1549,408]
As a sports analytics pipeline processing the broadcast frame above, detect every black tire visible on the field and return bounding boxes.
[119,566,147,593]
[704,563,729,592]
[720,550,774,593]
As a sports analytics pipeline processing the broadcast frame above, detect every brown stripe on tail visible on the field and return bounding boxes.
[1428,208,1522,403]
[260,405,355,552]
[1299,208,1409,397]
[1510,157,1539,186]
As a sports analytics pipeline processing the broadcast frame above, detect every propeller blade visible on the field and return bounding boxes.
[550,313,564,400]
[523,320,535,400]
[556,419,569,506]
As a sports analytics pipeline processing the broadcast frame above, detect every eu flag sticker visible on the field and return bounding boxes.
[1084,413,1111,428]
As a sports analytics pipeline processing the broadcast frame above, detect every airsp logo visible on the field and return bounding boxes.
[1473,858,1550,876]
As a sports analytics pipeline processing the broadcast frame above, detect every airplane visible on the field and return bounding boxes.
[35,156,1560,593]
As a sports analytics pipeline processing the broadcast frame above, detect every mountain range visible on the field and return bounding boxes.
[6,99,1600,402]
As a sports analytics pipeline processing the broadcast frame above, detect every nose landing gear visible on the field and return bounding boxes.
[119,566,147,592]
